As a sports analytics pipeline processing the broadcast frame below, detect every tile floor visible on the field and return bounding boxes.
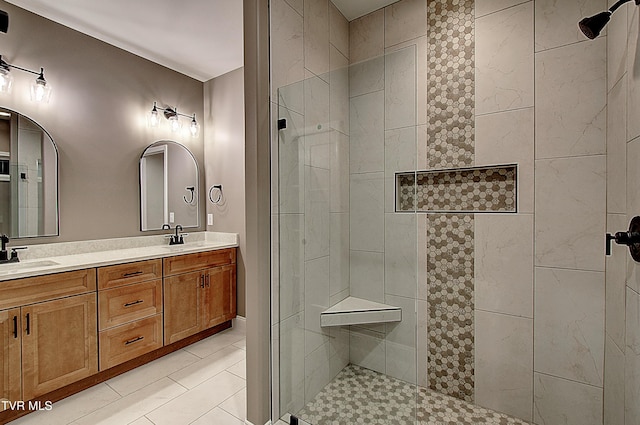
[12,319,247,425]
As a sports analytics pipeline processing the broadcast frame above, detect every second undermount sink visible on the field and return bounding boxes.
[0,260,60,272]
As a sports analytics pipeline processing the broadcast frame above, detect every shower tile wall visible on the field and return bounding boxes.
[271,0,352,417]
[273,0,611,423]
[605,2,640,425]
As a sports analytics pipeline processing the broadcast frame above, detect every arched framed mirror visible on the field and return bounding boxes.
[0,107,59,238]
[139,140,199,231]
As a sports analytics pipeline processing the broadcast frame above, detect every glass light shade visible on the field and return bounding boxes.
[0,68,13,94]
[169,115,180,132]
[190,115,199,136]
[30,79,51,103]
[148,108,160,127]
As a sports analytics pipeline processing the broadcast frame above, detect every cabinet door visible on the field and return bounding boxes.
[21,293,98,400]
[0,308,20,411]
[202,265,236,329]
[163,271,202,344]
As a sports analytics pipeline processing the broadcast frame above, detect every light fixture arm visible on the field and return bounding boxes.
[0,56,45,78]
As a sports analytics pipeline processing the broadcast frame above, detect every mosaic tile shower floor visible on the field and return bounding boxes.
[296,365,529,425]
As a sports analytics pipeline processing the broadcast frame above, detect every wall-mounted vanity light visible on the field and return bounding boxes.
[148,101,199,136]
[579,0,640,39]
[0,55,51,103]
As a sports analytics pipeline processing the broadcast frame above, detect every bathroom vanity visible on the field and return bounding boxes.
[0,233,238,423]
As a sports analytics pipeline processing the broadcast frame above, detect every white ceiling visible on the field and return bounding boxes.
[5,0,244,82]
[332,0,400,21]
[5,0,397,82]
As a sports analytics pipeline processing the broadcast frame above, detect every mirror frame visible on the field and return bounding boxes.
[138,140,200,231]
[0,107,60,239]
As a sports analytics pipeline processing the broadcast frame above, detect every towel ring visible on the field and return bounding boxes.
[209,184,223,204]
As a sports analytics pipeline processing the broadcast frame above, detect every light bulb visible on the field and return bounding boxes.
[30,70,51,103]
[169,115,180,132]
[190,114,199,136]
[148,103,160,127]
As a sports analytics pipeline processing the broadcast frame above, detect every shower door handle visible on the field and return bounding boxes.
[606,216,640,261]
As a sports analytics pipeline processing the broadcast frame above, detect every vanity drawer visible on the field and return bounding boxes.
[98,259,162,290]
[163,248,236,276]
[0,269,96,310]
[99,313,163,370]
[98,280,162,331]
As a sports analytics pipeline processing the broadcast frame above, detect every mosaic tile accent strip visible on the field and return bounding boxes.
[427,214,474,402]
[426,0,475,169]
[396,166,517,212]
[296,364,529,424]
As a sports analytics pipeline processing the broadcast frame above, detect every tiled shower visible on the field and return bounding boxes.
[270,0,635,424]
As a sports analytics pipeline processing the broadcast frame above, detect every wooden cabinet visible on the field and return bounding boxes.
[21,293,98,400]
[97,260,163,370]
[0,309,20,412]
[0,269,99,404]
[163,249,237,345]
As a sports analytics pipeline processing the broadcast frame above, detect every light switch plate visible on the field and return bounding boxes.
[169,212,175,223]
[207,213,213,226]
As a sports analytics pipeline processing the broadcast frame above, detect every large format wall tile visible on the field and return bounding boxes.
[385,213,417,299]
[606,213,627,350]
[607,0,627,91]
[278,106,305,213]
[349,9,384,63]
[385,45,417,130]
[476,2,534,115]
[349,91,385,173]
[385,127,417,213]
[349,56,384,98]
[534,0,606,51]
[475,107,534,213]
[304,166,330,260]
[534,267,604,386]
[384,0,428,47]
[330,46,349,136]
[533,373,603,425]
[330,130,349,213]
[385,294,418,384]
[271,0,304,101]
[535,38,606,159]
[628,6,640,141]
[279,213,305,320]
[607,76,627,215]
[330,212,349,297]
[304,0,330,77]
[329,1,349,59]
[535,156,606,271]
[475,214,533,318]
[280,312,305,414]
[475,311,533,421]
[305,341,331,403]
[305,257,331,356]
[475,0,529,18]
[604,335,625,425]
[350,250,385,303]
[350,172,385,252]
[349,327,386,374]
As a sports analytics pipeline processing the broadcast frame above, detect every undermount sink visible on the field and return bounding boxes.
[0,260,60,272]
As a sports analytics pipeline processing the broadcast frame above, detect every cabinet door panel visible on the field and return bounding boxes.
[163,271,202,344]
[0,308,20,411]
[202,265,236,329]
[22,293,98,400]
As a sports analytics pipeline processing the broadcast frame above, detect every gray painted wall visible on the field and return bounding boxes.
[204,67,246,317]
[0,0,205,243]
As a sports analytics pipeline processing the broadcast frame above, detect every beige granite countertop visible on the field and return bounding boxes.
[0,232,239,281]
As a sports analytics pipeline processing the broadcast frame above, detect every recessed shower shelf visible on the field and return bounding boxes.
[320,296,402,327]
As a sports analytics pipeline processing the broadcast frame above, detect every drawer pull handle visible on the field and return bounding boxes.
[125,336,144,345]
[25,313,30,335]
[124,300,144,308]
[123,271,144,278]
[13,316,17,338]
